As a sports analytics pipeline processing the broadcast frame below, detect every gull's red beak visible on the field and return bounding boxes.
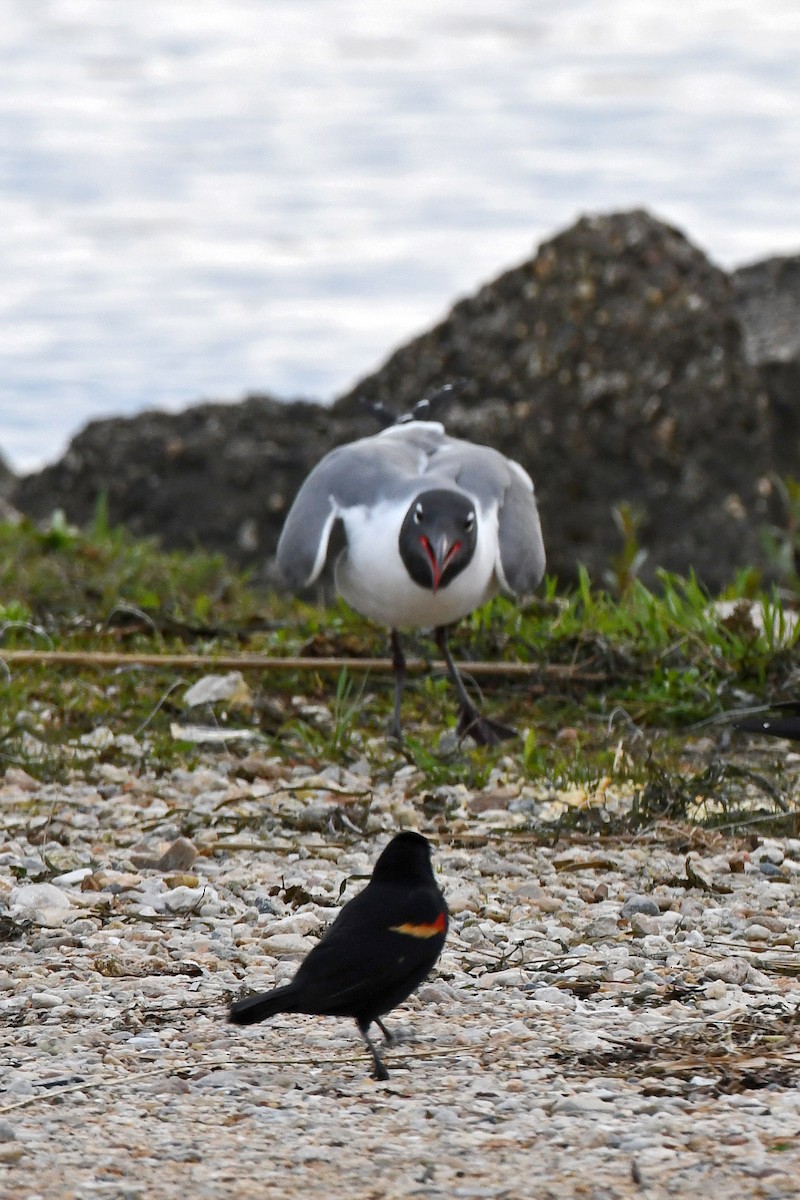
[420,535,461,593]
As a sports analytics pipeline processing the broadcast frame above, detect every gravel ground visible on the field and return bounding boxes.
[2,745,800,1199]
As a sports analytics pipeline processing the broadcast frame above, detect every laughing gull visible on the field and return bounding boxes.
[276,400,545,744]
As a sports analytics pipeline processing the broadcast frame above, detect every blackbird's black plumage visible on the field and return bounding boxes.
[735,700,800,741]
[228,831,448,1081]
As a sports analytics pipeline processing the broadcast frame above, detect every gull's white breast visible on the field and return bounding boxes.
[334,498,500,629]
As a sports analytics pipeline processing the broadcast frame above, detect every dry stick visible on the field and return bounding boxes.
[0,649,604,681]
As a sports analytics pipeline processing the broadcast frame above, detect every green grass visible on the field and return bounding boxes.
[0,513,798,833]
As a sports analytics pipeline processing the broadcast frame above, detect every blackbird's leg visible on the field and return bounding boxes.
[357,1019,389,1081]
[375,1017,394,1045]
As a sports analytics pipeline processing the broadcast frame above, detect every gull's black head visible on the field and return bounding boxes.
[399,489,477,593]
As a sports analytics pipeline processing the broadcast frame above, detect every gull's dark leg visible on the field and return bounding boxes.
[389,629,406,741]
[375,1017,394,1045]
[434,625,518,747]
[357,1019,389,1081]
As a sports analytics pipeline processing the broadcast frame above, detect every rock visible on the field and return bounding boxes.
[744,923,772,942]
[444,884,482,914]
[337,209,777,589]
[704,957,752,985]
[630,913,662,938]
[11,209,794,590]
[620,894,661,919]
[751,843,785,865]
[81,870,143,894]
[161,885,207,914]
[260,933,317,955]
[732,254,800,482]
[51,867,94,886]
[12,394,365,581]
[79,726,116,750]
[260,913,324,937]
[584,917,619,941]
[551,1092,613,1114]
[758,862,789,880]
[156,837,199,872]
[182,672,252,710]
[475,968,528,989]
[30,991,64,1009]
[9,882,73,926]
[527,985,577,1009]
[2,767,39,791]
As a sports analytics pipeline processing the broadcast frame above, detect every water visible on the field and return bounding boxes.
[2,0,800,471]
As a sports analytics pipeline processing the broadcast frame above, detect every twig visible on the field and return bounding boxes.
[0,649,606,682]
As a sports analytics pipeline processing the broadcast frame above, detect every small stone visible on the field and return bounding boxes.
[183,672,252,709]
[2,767,38,791]
[620,894,660,918]
[677,928,705,948]
[161,885,206,914]
[552,1093,612,1114]
[758,862,789,880]
[584,917,619,940]
[640,935,672,959]
[705,957,752,985]
[163,873,200,889]
[30,991,64,1009]
[445,884,481,913]
[9,882,73,927]
[156,837,199,872]
[476,968,527,989]
[51,867,94,886]
[262,913,323,937]
[0,1119,17,1142]
[79,725,116,750]
[468,791,513,814]
[82,870,143,894]
[261,933,317,955]
[630,913,661,937]
[744,923,772,941]
[527,985,577,1009]
[752,843,784,865]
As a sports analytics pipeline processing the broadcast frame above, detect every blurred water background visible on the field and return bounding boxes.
[2,0,800,470]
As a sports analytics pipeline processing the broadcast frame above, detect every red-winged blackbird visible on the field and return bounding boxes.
[735,700,800,741]
[228,831,448,1080]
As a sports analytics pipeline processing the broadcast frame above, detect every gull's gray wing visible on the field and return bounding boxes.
[494,460,546,595]
[436,440,546,597]
[276,429,441,589]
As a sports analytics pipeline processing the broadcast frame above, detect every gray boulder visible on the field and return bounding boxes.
[12,209,798,589]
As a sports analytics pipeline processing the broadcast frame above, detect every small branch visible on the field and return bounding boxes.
[0,648,605,681]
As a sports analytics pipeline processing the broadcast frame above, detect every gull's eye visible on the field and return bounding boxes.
[465,512,476,533]
[413,503,424,524]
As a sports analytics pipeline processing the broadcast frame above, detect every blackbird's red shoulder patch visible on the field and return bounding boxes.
[389,910,447,939]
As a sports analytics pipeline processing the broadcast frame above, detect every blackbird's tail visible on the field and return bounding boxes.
[735,715,800,741]
[228,984,297,1026]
